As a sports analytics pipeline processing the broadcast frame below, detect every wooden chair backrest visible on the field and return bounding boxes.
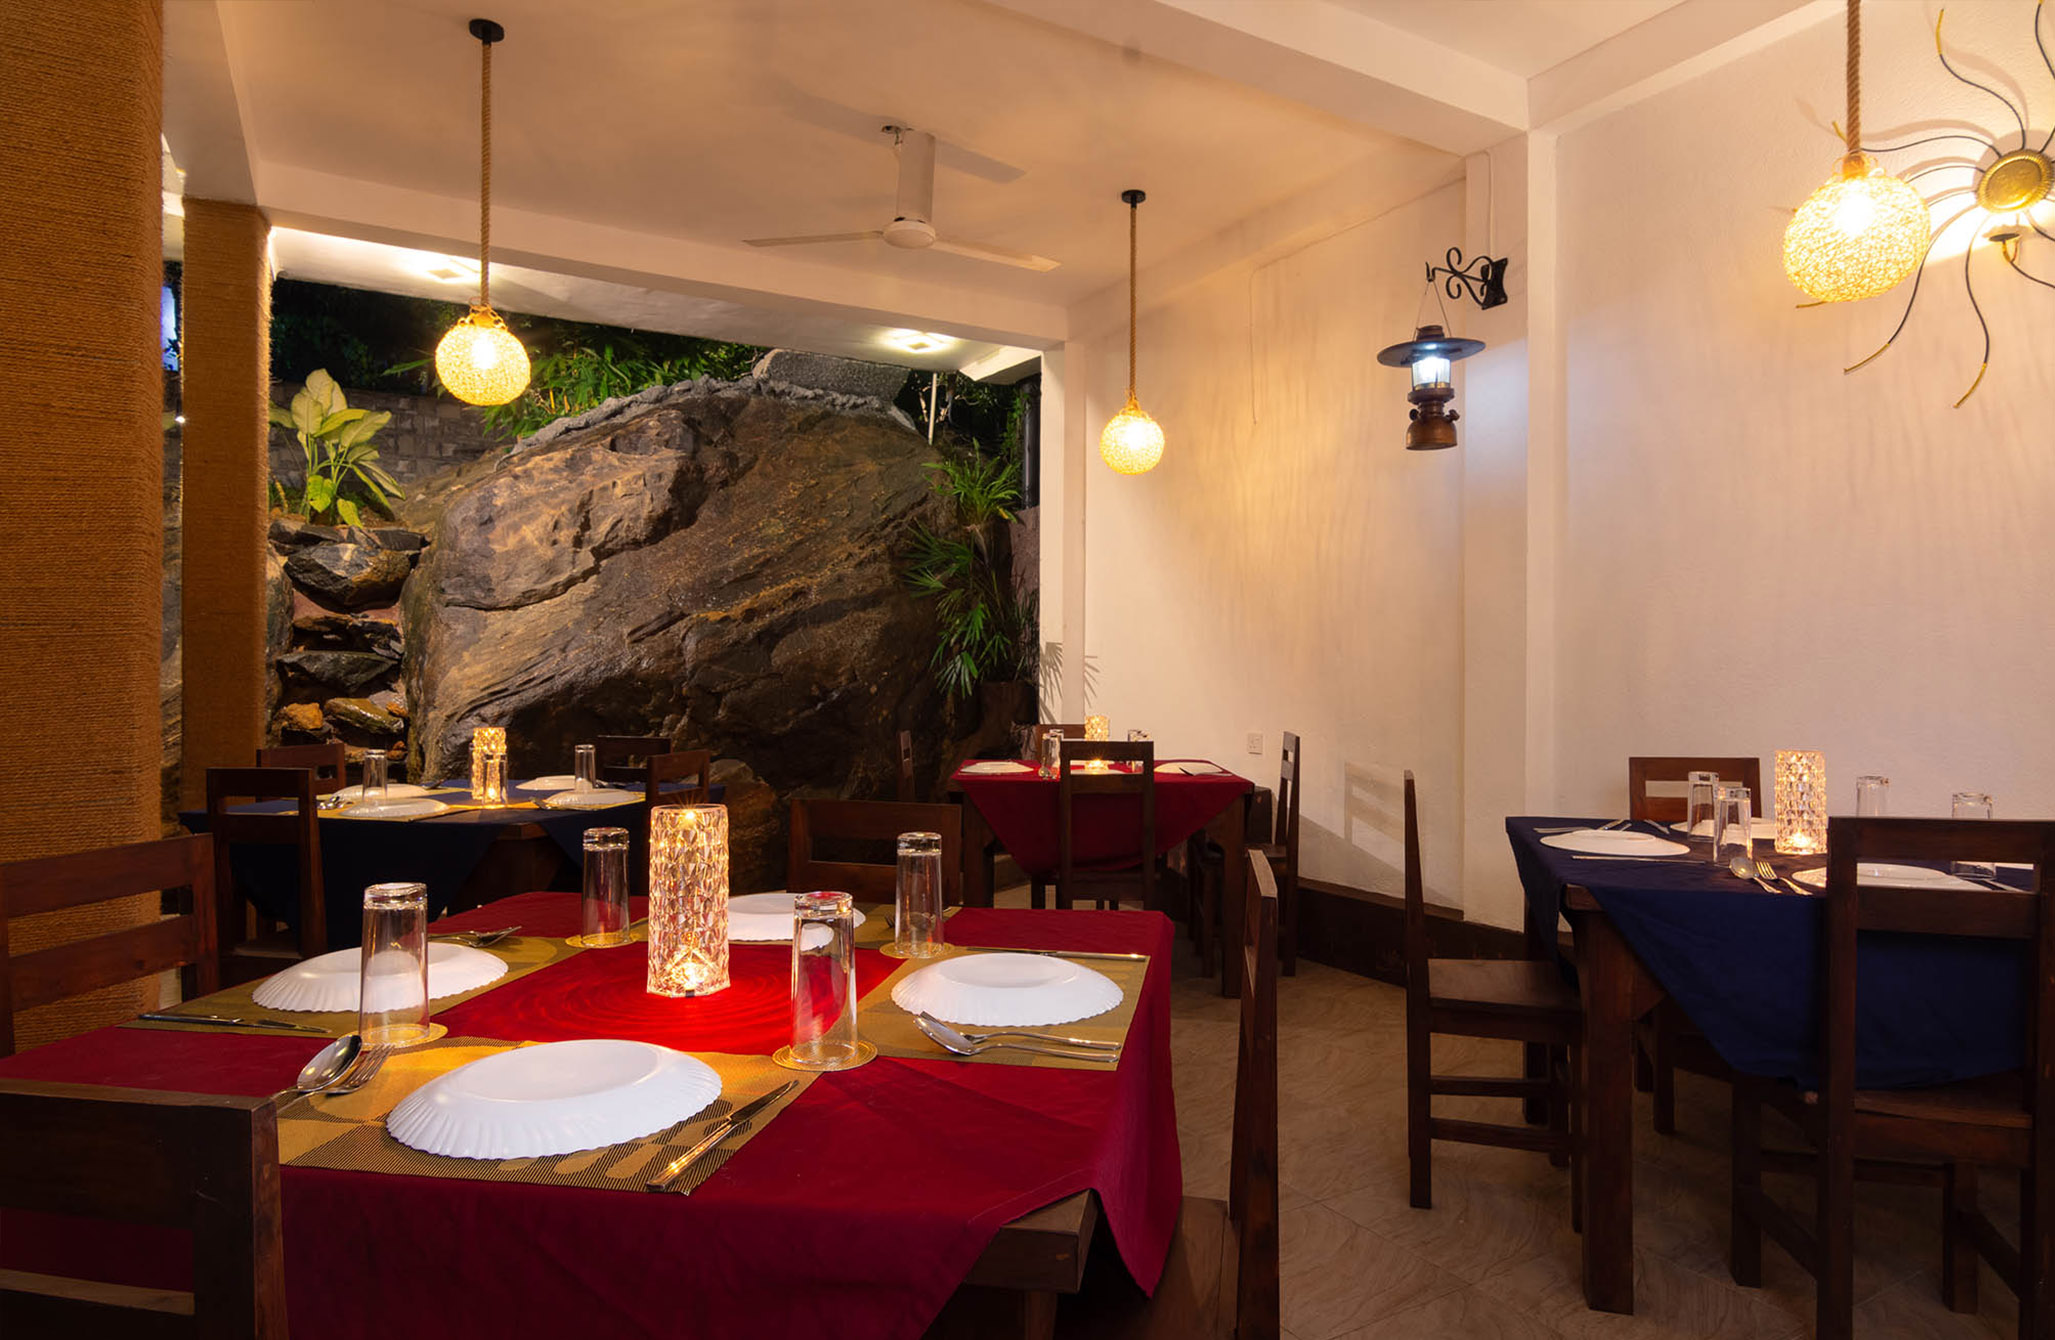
[1057,740,1156,906]
[1402,771,1428,1011]
[204,767,325,963]
[1232,850,1282,1337]
[644,750,712,809]
[596,735,671,785]
[1275,732,1301,878]
[1627,756,1761,823]
[787,800,963,904]
[255,742,348,794]
[897,729,916,803]
[0,1079,287,1338]
[1027,723,1087,759]
[0,836,219,1058]
[1818,817,2055,1135]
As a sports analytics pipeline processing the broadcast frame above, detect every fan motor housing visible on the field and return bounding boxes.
[883,217,937,249]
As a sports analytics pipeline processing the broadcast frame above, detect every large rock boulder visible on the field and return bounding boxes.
[403,380,949,834]
[286,542,413,609]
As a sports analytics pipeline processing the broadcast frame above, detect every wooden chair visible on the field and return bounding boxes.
[0,1079,287,1338]
[787,799,963,905]
[1252,732,1301,976]
[205,767,325,984]
[256,741,348,794]
[1729,816,2055,1340]
[0,835,219,1058]
[1027,723,1086,760]
[1053,849,1280,1339]
[595,734,672,785]
[1627,756,1759,1134]
[1057,740,1158,911]
[644,750,712,809]
[897,729,917,802]
[1404,770,1581,1215]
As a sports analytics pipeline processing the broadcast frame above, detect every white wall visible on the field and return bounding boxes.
[1069,181,1472,904]
[1552,0,2055,824]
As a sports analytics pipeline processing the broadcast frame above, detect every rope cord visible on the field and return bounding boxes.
[1845,0,1861,160]
[479,33,492,310]
[1126,198,1138,402]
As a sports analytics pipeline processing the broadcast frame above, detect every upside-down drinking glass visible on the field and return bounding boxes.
[894,831,946,959]
[1685,771,1719,853]
[1713,785,1755,871]
[779,891,871,1071]
[1855,775,1890,817]
[362,753,389,803]
[1038,730,1061,779]
[574,744,598,794]
[359,883,430,1048]
[580,827,632,946]
[1952,791,1996,879]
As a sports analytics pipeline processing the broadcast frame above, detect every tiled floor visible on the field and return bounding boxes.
[1158,945,2025,1340]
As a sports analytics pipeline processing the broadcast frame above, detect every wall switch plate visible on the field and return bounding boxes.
[1246,732,1263,755]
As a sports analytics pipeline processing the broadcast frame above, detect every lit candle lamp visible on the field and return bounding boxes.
[647,804,730,997]
[470,726,507,804]
[1084,715,1109,741]
[1774,750,1828,855]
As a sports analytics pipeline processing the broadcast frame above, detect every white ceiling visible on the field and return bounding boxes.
[1326,0,1688,80]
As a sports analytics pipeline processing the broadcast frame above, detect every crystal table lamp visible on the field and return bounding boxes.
[647,803,730,997]
[1084,715,1109,741]
[470,726,507,803]
[1774,750,1828,855]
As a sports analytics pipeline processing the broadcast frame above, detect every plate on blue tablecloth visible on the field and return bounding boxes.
[1792,863,1983,891]
[1542,828,1689,857]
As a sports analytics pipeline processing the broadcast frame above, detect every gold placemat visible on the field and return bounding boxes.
[123,933,585,1039]
[280,1036,814,1194]
[855,946,1147,1070]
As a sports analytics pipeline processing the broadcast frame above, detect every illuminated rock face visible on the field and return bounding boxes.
[401,378,956,885]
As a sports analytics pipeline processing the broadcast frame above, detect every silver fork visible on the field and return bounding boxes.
[325,1046,391,1096]
[1753,858,1793,895]
[952,1024,1120,1052]
[431,925,521,948]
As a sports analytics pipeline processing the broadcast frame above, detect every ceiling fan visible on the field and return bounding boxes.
[745,126,1058,273]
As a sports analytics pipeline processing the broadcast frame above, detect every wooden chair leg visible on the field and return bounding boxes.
[1569,1042,1584,1235]
[1029,879,1046,910]
[1548,1044,1571,1170]
[1406,1017,1432,1210]
[1634,1039,1655,1094]
[2025,1164,2053,1340]
[1280,872,1297,977]
[1729,1083,1763,1288]
[1942,1161,1979,1313]
[1818,1124,1856,1340]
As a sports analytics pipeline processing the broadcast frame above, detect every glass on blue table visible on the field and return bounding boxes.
[1713,785,1754,870]
[362,753,389,802]
[1685,771,1719,855]
[359,882,430,1047]
[1952,791,1996,879]
[574,744,597,794]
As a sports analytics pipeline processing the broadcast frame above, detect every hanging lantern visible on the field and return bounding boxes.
[1781,0,1928,302]
[435,18,531,406]
[1375,325,1485,451]
[1099,190,1164,475]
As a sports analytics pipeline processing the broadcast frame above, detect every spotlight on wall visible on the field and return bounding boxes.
[1375,325,1485,451]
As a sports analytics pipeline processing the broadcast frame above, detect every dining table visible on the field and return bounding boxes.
[949,758,1255,994]
[0,890,1182,1340]
[1507,815,2033,1315]
[184,778,718,949]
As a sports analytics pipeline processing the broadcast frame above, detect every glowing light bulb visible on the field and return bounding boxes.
[1783,155,1930,303]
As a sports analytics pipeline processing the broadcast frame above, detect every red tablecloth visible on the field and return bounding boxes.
[0,891,1182,1340]
[955,761,1252,879]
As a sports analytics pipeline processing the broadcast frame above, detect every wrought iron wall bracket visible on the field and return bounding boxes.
[1425,247,1509,309]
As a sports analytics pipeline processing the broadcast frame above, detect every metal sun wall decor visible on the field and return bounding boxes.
[1830,4,2055,407]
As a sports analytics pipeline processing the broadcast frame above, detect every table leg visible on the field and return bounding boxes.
[1213,796,1249,999]
[1574,910,1640,1314]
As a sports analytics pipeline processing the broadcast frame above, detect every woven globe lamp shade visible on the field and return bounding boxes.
[1099,400,1165,475]
[435,307,531,406]
[1783,156,1930,302]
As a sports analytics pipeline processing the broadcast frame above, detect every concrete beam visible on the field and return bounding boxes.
[163,0,256,204]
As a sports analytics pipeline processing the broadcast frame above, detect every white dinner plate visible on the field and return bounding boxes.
[387,1039,721,1161]
[959,760,1032,775]
[338,797,452,820]
[1668,817,1781,840]
[519,774,580,792]
[1541,829,1691,857]
[329,783,434,803]
[727,892,868,944]
[540,787,643,810]
[891,951,1123,1027]
[251,942,508,1013]
[1792,863,1985,891]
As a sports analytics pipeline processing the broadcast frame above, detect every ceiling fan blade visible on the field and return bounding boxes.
[743,231,884,248]
[765,82,1026,183]
[895,129,936,225]
[928,237,1060,272]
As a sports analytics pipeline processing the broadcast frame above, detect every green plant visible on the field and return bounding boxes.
[905,438,1036,700]
[267,369,403,527]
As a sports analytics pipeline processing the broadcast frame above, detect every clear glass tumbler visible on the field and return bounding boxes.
[574,744,598,794]
[359,882,430,1048]
[580,826,632,946]
[1855,775,1890,817]
[478,751,506,805]
[782,891,870,1071]
[1127,729,1151,768]
[1038,729,1061,779]
[1952,791,1996,879]
[1685,771,1719,851]
[362,753,389,803]
[894,831,946,959]
[1713,785,1755,871]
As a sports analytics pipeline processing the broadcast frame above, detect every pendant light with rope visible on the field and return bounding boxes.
[1099,189,1165,475]
[435,18,532,406]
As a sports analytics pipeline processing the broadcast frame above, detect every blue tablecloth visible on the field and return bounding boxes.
[1508,817,2027,1089]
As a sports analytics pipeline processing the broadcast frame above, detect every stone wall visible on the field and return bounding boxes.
[268,380,513,490]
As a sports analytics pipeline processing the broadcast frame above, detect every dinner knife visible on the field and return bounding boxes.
[646,1082,798,1193]
[138,1012,333,1035]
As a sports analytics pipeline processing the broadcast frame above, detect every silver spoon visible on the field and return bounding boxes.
[1730,855,1779,894]
[294,1033,362,1093]
[914,1013,1116,1063]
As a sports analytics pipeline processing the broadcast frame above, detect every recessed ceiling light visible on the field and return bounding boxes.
[417,255,482,284]
[883,329,953,354]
